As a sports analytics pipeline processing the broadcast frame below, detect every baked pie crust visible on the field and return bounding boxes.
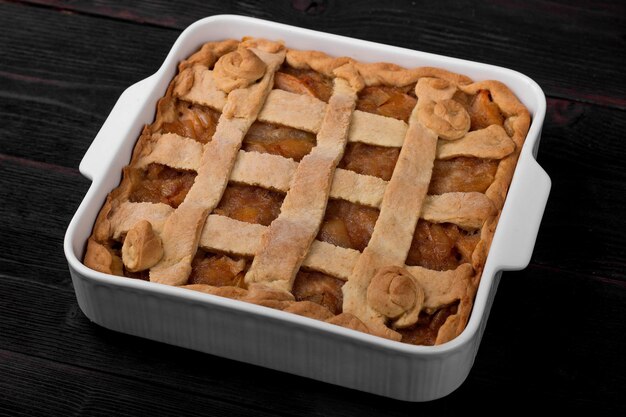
[84,37,530,345]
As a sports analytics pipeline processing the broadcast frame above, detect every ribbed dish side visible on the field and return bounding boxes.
[69,266,479,401]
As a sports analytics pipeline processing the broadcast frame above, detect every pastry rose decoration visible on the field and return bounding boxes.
[418,98,470,140]
[367,266,425,328]
[121,220,163,272]
[415,77,457,102]
[213,48,267,93]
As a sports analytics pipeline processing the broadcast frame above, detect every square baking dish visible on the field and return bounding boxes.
[64,15,550,402]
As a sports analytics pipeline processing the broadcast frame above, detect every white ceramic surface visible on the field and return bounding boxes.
[64,15,550,401]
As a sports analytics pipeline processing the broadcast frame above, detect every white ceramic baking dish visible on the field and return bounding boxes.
[64,15,550,401]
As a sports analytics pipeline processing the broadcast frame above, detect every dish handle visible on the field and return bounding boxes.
[491,157,551,270]
[79,75,159,181]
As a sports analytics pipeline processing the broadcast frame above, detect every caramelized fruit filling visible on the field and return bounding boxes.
[242,121,316,161]
[406,220,480,271]
[429,157,499,194]
[317,199,379,252]
[159,100,220,144]
[356,85,417,122]
[397,303,458,346]
[214,184,284,226]
[124,268,149,281]
[293,270,344,314]
[468,90,504,130]
[339,142,400,181]
[128,163,196,208]
[274,67,334,102]
[189,250,250,287]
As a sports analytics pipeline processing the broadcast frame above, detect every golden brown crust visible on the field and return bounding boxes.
[463,81,531,276]
[258,89,409,147]
[178,39,239,72]
[422,192,496,230]
[88,126,153,247]
[415,77,457,101]
[435,289,475,345]
[136,133,203,170]
[366,266,424,329]
[244,78,357,291]
[330,168,388,208]
[182,284,248,299]
[325,313,370,333]
[149,41,286,286]
[286,49,472,88]
[258,89,326,133]
[213,48,268,93]
[182,281,335,321]
[348,110,407,147]
[418,98,470,140]
[121,220,163,272]
[285,50,352,78]
[405,263,473,311]
[354,63,472,88]
[342,95,439,341]
[436,125,515,160]
[430,82,530,342]
[173,67,227,111]
[84,37,531,346]
[84,238,123,276]
[284,301,335,320]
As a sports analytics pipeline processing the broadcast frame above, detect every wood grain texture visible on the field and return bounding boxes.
[0,349,283,417]
[1,0,625,414]
[16,0,626,108]
[0,155,88,288]
[0,2,177,167]
[530,98,626,280]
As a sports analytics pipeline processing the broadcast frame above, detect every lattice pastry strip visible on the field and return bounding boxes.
[342,104,440,341]
[107,204,359,280]
[107,194,492,282]
[140,124,514,173]
[136,133,497,229]
[244,78,358,291]
[262,91,410,148]
[137,132,389,202]
[174,67,516,152]
[174,66,227,111]
[405,264,474,311]
[149,42,286,285]
[338,76,529,344]
[106,204,472,298]
[175,68,408,148]
[137,150,494,230]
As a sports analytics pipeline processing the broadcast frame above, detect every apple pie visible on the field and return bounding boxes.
[84,37,530,345]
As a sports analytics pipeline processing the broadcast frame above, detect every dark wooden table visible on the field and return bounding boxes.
[2,0,625,414]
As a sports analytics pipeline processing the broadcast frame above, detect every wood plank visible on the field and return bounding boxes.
[530,98,626,280]
[0,2,178,167]
[0,155,89,288]
[0,268,624,414]
[0,349,282,417]
[1,1,624,414]
[470,267,626,411]
[13,0,626,108]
